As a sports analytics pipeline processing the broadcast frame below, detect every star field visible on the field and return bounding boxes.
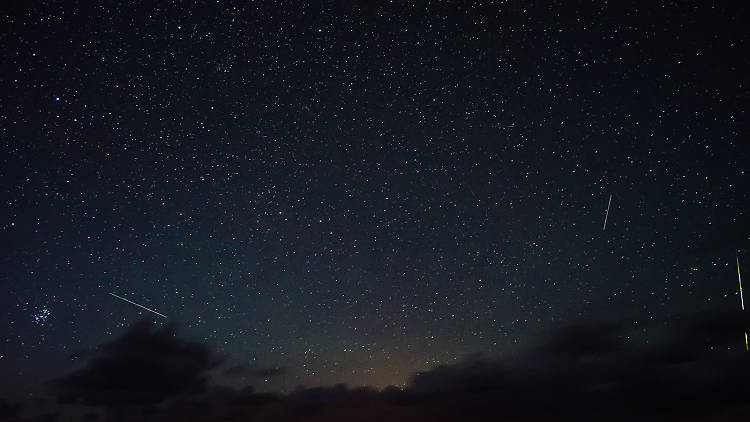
[1,0,748,397]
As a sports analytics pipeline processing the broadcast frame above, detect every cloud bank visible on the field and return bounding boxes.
[4,310,750,421]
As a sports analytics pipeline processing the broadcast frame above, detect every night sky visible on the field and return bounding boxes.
[1,1,749,418]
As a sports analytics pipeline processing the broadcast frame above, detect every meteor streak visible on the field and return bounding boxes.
[603,194,612,231]
[738,253,744,311]
[109,292,167,319]
[737,253,747,351]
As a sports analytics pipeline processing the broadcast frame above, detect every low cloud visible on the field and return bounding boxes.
[5,310,749,421]
[49,319,222,407]
[221,363,287,379]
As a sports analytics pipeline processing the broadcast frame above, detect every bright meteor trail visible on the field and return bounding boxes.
[109,292,167,319]
[738,254,744,311]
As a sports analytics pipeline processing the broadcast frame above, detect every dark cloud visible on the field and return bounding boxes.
[41,312,750,421]
[410,309,750,421]
[221,363,251,377]
[0,398,22,419]
[221,363,286,379]
[250,367,286,378]
[49,319,222,407]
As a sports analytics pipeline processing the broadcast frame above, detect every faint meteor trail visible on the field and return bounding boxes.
[109,292,167,319]
[737,253,747,351]
[602,194,612,231]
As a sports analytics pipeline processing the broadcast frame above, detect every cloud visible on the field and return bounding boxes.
[221,363,287,379]
[0,398,22,419]
[49,319,222,407]
[250,366,286,378]
[39,311,750,421]
[406,309,750,421]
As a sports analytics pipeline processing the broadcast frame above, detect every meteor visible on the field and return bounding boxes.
[602,194,612,231]
[109,292,167,319]
[737,253,747,351]
[738,253,744,311]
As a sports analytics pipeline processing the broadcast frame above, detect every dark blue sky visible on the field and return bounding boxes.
[1,0,748,397]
